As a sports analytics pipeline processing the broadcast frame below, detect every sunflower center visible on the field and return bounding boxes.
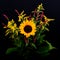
[24,25,32,33]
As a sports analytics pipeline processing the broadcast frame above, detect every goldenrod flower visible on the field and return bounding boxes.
[19,20,36,38]
[18,11,26,22]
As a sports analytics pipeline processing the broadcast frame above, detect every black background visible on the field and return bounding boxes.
[0,0,60,60]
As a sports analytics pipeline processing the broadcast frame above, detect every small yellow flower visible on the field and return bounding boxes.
[5,19,19,35]
[40,15,54,25]
[24,16,29,20]
[5,23,18,36]
[44,15,54,22]
[18,11,26,22]
[37,3,44,11]
[7,19,14,28]
[10,23,17,32]
[40,20,44,25]
[19,19,36,38]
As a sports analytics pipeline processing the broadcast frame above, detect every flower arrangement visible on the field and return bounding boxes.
[2,3,55,59]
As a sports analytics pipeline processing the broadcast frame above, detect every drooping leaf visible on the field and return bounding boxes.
[37,40,55,56]
[6,47,17,54]
[45,40,55,50]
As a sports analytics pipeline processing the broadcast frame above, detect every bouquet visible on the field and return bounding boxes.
[2,3,55,59]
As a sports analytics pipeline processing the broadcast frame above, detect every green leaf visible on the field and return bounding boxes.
[45,40,55,50]
[40,35,45,43]
[6,47,17,54]
[39,45,49,54]
[25,43,28,47]
[31,43,37,49]
[37,40,55,56]
[36,29,44,40]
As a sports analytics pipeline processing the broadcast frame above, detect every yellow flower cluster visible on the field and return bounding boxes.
[18,11,26,22]
[4,19,19,36]
[40,15,54,31]
[2,3,55,57]
[3,3,54,38]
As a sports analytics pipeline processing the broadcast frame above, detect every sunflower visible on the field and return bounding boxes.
[19,20,36,38]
